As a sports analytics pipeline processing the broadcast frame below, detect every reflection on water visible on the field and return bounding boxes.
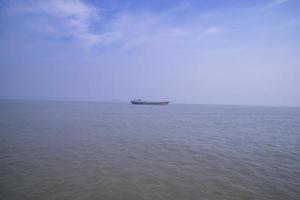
[0,100,299,199]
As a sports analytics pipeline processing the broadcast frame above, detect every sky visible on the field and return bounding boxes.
[0,0,300,106]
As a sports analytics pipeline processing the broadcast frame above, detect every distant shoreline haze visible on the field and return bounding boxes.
[0,98,299,108]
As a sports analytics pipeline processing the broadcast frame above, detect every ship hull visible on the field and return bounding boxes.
[131,101,169,105]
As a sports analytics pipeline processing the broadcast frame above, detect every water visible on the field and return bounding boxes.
[0,100,299,200]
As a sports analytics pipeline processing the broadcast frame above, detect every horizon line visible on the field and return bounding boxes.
[0,97,299,108]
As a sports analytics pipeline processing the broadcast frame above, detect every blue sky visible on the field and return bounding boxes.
[0,0,300,106]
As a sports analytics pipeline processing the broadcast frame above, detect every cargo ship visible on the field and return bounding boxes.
[131,99,169,105]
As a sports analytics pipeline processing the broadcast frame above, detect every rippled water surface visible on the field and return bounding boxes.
[0,100,300,200]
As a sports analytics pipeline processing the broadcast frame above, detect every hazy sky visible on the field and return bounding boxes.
[0,0,299,106]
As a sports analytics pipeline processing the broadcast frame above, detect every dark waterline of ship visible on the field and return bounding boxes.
[0,100,299,200]
[131,99,169,105]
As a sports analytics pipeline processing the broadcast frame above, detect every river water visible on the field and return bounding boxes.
[0,100,299,199]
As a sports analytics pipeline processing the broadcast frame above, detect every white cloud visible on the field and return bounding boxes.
[23,0,98,19]
[16,0,118,47]
[266,0,288,8]
[7,1,223,49]
[204,27,223,35]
